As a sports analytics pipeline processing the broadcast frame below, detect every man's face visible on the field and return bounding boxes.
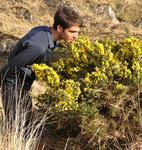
[60,25,80,43]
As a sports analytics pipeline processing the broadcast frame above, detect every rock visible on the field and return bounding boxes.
[133,18,142,28]
[0,32,19,53]
[15,7,33,22]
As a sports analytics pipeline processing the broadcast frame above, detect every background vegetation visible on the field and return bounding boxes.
[32,35,142,149]
[0,0,142,149]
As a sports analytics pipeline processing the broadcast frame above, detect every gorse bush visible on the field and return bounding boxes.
[32,64,81,112]
[53,36,142,86]
[32,35,142,149]
[32,63,60,88]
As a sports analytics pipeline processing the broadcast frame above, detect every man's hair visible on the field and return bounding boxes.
[53,5,83,30]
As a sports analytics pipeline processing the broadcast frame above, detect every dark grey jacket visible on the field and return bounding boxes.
[0,26,57,89]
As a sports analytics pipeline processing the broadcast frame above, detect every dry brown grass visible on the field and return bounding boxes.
[0,79,49,150]
[0,99,47,150]
[0,0,53,38]
[0,0,141,39]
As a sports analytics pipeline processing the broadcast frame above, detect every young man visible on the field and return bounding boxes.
[0,5,83,138]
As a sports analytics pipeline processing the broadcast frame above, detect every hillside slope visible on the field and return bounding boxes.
[0,0,142,53]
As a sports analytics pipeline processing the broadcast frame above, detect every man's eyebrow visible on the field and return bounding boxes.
[68,29,80,32]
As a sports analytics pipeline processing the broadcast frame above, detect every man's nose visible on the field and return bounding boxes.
[73,32,79,39]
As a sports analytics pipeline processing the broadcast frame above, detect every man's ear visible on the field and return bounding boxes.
[57,25,63,33]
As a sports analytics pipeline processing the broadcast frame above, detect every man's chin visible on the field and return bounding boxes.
[65,41,72,44]
[67,40,75,44]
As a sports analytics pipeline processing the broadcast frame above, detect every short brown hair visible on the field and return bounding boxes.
[53,5,83,30]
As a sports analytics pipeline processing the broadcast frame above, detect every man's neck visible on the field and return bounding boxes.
[50,27,60,42]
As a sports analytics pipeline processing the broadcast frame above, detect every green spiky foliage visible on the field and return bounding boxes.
[32,35,142,149]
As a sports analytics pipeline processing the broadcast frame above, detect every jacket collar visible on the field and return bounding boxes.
[47,28,57,49]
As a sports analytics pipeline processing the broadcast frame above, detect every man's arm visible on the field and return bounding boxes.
[8,44,42,70]
[7,30,48,71]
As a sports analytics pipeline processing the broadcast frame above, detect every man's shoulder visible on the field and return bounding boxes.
[30,26,50,33]
[24,26,50,39]
[22,26,51,47]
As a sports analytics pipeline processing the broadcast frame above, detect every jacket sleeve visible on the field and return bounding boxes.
[8,44,42,70]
